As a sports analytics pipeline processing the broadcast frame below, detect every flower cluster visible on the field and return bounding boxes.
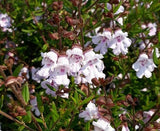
[36,45,105,98]
[90,29,132,55]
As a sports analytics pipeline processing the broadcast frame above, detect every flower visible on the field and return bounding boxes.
[122,125,130,131]
[76,48,105,84]
[31,67,43,83]
[109,30,131,55]
[92,118,115,131]
[36,50,58,78]
[18,67,30,82]
[141,23,157,36]
[50,55,70,86]
[30,96,40,116]
[132,53,156,78]
[41,80,58,97]
[30,97,40,117]
[91,31,112,55]
[79,101,99,121]
[0,13,12,32]
[66,45,84,76]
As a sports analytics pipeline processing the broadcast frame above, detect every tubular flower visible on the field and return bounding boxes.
[66,45,84,76]
[36,50,58,78]
[132,53,156,78]
[79,101,99,121]
[109,30,131,55]
[91,31,112,55]
[0,13,12,32]
[92,118,115,131]
[76,48,105,84]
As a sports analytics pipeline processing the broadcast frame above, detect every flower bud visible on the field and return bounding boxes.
[70,0,79,6]
[65,16,80,26]
[80,84,89,96]
[109,0,119,4]
[52,14,60,24]
[49,32,59,40]
[92,78,100,86]
[52,1,63,10]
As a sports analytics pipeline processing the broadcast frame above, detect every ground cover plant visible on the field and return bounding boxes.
[0,0,160,130]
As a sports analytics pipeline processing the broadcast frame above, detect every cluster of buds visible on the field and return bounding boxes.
[7,103,26,117]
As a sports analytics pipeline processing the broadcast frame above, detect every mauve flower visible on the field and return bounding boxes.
[0,13,12,32]
[141,23,157,36]
[132,53,156,78]
[79,101,99,121]
[91,31,112,55]
[41,80,57,97]
[92,118,115,131]
[76,49,105,84]
[36,50,58,78]
[50,56,70,86]
[30,96,40,117]
[66,46,84,76]
[109,30,131,55]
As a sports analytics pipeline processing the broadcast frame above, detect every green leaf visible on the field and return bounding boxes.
[22,82,30,104]
[21,29,35,33]
[85,121,90,131]
[37,94,44,113]
[0,95,4,109]
[79,95,95,106]
[42,44,48,52]
[75,87,86,97]
[13,64,23,76]
[153,48,159,65]
[24,17,33,22]
[22,111,31,123]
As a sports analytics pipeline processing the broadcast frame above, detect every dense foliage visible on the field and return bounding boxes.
[0,0,160,130]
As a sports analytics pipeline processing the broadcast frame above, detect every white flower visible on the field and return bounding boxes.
[92,31,112,55]
[51,56,70,86]
[36,50,58,78]
[41,80,58,97]
[143,110,154,123]
[0,13,12,32]
[66,46,84,76]
[109,30,131,55]
[148,23,157,36]
[79,101,99,121]
[141,23,157,36]
[132,53,156,78]
[122,125,130,131]
[76,49,105,84]
[31,67,43,83]
[92,118,115,131]
[30,96,40,116]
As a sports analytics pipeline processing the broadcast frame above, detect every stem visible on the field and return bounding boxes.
[0,110,35,131]
[0,66,7,80]
[24,0,48,47]
[9,84,42,131]
[83,0,100,13]
[78,0,84,47]
[41,113,48,129]
[66,112,75,131]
